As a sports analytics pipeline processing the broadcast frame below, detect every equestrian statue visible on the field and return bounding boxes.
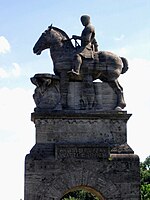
[33,15,128,111]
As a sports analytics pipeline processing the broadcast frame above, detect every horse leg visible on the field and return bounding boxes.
[108,79,126,110]
[82,75,95,110]
[59,72,69,109]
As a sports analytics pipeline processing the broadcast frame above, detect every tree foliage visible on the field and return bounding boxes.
[62,189,99,200]
[140,155,150,200]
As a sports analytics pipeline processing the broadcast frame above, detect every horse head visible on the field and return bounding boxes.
[33,25,74,56]
[33,25,53,55]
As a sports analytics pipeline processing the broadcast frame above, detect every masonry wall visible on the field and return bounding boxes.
[25,112,140,200]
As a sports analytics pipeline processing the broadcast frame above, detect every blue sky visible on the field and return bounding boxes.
[0,0,150,199]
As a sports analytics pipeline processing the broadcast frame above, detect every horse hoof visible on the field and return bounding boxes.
[68,71,82,81]
[115,106,123,111]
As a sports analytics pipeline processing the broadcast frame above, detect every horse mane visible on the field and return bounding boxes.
[52,26,70,40]
[51,26,74,51]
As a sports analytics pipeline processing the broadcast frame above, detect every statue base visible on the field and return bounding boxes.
[24,111,140,200]
[31,73,118,112]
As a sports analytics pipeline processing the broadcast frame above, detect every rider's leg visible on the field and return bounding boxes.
[73,54,82,75]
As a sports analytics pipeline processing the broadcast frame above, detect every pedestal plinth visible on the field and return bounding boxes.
[25,111,140,200]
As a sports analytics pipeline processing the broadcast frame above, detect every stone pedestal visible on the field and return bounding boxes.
[25,74,140,200]
[25,111,140,200]
[30,74,118,112]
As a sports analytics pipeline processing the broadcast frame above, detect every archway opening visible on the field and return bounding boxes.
[61,185,105,200]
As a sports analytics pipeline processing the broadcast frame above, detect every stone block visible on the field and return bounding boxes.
[25,153,140,200]
[31,74,119,112]
[32,111,131,145]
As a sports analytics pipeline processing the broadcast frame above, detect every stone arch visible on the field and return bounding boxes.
[61,185,105,200]
[43,165,120,199]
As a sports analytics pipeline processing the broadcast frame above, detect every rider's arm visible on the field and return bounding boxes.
[72,35,81,40]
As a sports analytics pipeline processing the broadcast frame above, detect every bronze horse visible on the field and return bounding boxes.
[33,25,128,110]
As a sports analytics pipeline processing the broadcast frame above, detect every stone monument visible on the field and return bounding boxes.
[24,15,140,199]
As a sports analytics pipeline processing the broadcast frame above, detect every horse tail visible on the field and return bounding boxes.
[120,57,129,74]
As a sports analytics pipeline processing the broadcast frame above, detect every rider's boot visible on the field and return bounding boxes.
[73,54,82,75]
[68,54,82,76]
[71,69,80,76]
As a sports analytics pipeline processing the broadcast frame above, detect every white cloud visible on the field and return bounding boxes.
[111,38,150,59]
[0,62,21,78]
[0,87,35,133]
[0,67,9,78]
[110,46,131,58]
[0,36,11,54]
[118,47,130,56]
[129,58,150,68]
[119,57,150,161]
[12,62,21,77]
[0,87,35,200]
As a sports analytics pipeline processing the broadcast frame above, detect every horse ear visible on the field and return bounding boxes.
[48,24,53,30]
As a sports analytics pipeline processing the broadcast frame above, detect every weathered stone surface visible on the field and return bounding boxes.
[25,110,140,200]
[67,81,117,110]
[31,111,130,145]
[31,74,118,112]
[25,153,140,200]
[31,74,61,111]
[55,143,110,159]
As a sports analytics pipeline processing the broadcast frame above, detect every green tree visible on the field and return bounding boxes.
[62,190,99,200]
[140,155,150,200]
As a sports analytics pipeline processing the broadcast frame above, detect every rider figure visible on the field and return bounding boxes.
[71,15,98,75]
